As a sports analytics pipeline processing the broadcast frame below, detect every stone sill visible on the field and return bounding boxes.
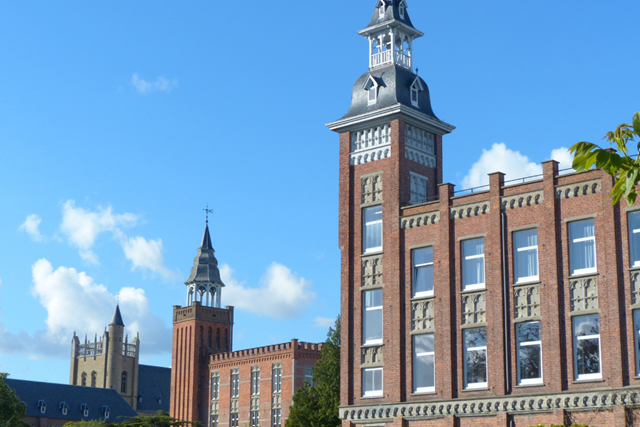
[514,382,545,388]
[461,387,490,392]
[571,378,605,385]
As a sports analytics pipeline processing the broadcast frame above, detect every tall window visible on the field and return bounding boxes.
[211,375,220,400]
[362,368,383,397]
[216,328,220,350]
[399,2,406,18]
[368,85,377,105]
[363,206,383,253]
[272,367,282,392]
[230,372,240,398]
[304,367,315,387]
[363,289,383,345]
[379,3,385,18]
[81,372,87,387]
[410,84,419,107]
[272,408,282,427]
[224,330,230,351]
[629,212,640,267]
[573,314,601,380]
[251,370,261,395]
[211,415,218,427]
[412,247,434,297]
[208,328,212,350]
[463,328,487,389]
[569,219,596,275]
[250,411,260,427]
[634,310,640,376]
[230,413,239,427]
[91,372,97,387]
[516,321,542,385]
[514,229,539,283]
[121,372,127,394]
[462,238,485,291]
[413,334,435,393]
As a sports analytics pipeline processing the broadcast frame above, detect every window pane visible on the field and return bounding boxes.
[364,308,382,342]
[364,206,382,223]
[365,289,383,308]
[576,338,601,375]
[414,353,434,389]
[363,369,382,395]
[413,247,433,265]
[414,265,434,295]
[464,328,487,348]
[573,314,600,337]
[465,350,487,384]
[629,212,640,266]
[518,345,541,380]
[569,220,596,274]
[635,310,640,375]
[462,239,484,288]
[514,229,538,282]
[414,334,434,354]
[517,321,541,343]
[365,222,382,251]
[570,220,595,240]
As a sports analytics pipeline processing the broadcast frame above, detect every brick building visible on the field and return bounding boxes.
[170,223,323,427]
[327,1,640,426]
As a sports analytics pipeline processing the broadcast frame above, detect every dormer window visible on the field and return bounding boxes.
[81,404,89,418]
[378,1,386,19]
[102,406,110,419]
[59,402,68,416]
[399,1,406,19]
[38,400,46,414]
[410,77,424,107]
[363,75,379,106]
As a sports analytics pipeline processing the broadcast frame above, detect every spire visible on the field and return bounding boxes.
[185,224,224,286]
[109,304,125,327]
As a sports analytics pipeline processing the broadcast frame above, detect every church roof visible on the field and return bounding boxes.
[339,65,436,121]
[185,224,224,286]
[136,365,171,414]
[5,378,137,422]
[109,305,125,327]
[359,0,422,37]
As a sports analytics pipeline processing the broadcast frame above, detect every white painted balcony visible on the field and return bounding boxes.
[371,50,412,70]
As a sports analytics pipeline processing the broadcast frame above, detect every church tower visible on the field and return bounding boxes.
[170,223,234,423]
[327,0,454,410]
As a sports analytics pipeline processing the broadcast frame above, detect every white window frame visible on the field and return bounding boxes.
[231,373,240,398]
[516,321,543,385]
[379,3,385,19]
[569,219,597,276]
[304,366,315,386]
[413,334,435,393]
[363,289,383,345]
[251,370,260,395]
[368,85,377,105]
[272,408,282,427]
[362,367,383,397]
[230,413,239,427]
[629,211,640,267]
[412,247,434,298]
[250,410,260,427]
[363,206,383,254]
[462,238,485,291]
[272,367,282,393]
[211,375,220,400]
[399,2,406,19]
[573,314,602,381]
[513,228,539,284]
[635,310,640,376]
[463,328,488,389]
[410,84,419,107]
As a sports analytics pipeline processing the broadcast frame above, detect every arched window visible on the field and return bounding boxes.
[81,372,87,387]
[200,326,204,349]
[379,3,385,19]
[91,372,97,387]
[224,329,229,352]
[399,2,406,19]
[216,329,220,350]
[208,328,212,350]
[121,372,127,394]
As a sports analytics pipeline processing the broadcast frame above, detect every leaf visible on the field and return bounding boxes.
[628,191,638,207]
[634,112,640,134]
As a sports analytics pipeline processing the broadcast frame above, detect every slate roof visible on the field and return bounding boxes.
[360,0,421,36]
[185,224,224,286]
[110,305,125,327]
[136,365,171,414]
[5,378,137,423]
[340,65,436,121]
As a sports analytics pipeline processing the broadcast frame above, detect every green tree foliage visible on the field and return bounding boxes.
[570,112,640,206]
[0,373,29,427]
[117,410,199,426]
[62,421,108,427]
[286,317,341,427]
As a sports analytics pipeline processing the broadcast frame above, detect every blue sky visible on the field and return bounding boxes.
[0,0,638,384]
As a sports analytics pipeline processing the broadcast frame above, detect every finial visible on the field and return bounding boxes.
[203,205,213,224]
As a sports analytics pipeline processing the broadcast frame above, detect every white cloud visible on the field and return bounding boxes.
[220,263,316,319]
[313,316,336,328]
[122,236,176,279]
[131,74,176,94]
[460,144,577,189]
[461,143,542,189]
[0,259,171,358]
[60,200,138,264]
[19,214,43,241]
[551,147,574,171]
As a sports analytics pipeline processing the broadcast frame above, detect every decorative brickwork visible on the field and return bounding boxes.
[555,178,601,199]
[361,346,384,366]
[502,190,543,210]
[514,284,541,319]
[401,210,439,229]
[361,255,383,289]
[350,124,391,165]
[569,276,599,312]
[361,173,383,206]
[462,292,487,325]
[411,298,435,332]
[632,271,640,306]
[450,201,490,220]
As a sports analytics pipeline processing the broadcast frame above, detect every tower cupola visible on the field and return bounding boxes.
[184,223,225,308]
[359,0,423,71]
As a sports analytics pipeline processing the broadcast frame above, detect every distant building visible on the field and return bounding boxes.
[69,305,170,416]
[6,378,138,426]
[327,1,640,426]
[170,224,324,427]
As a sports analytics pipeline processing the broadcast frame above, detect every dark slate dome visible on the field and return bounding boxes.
[340,64,437,121]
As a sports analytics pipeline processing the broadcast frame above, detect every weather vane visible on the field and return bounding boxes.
[203,205,213,224]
